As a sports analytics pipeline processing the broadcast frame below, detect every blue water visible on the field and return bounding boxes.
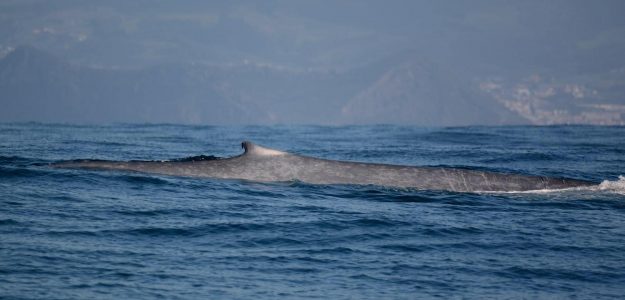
[2,123,625,299]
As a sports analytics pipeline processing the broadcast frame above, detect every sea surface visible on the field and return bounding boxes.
[1,123,625,299]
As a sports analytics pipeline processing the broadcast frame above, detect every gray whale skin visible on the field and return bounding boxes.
[53,141,595,192]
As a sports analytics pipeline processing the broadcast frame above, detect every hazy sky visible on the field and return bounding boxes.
[1,0,625,125]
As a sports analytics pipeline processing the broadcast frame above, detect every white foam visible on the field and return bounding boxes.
[479,186,585,194]
[598,175,625,195]
[478,175,625,195]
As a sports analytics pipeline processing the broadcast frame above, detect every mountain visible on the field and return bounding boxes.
[478,75,625,125]
[1,46,624,125]
[0,46,518,125]
[1,1,624,125]
[341,59,525,125]
[0,46,269,124]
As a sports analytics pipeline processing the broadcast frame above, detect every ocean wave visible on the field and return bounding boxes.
[3,124,625,299]
[479,152,562,163]
[113,208,187,216]
[0,219,20,226]
[497,266,619,283]
[46,222,277,238]
[0,155,32,164]
[598,175,625,194]
[0,166,53,178]
[115,174,172,185]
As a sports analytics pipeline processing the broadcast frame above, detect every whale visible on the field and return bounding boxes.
[52,141,595,192]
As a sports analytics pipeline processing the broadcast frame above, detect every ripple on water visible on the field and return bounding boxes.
[2,124,625,299]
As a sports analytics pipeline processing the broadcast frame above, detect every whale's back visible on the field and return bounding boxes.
[52,141,596,192]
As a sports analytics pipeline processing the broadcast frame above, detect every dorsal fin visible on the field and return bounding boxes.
[241,141,287,156]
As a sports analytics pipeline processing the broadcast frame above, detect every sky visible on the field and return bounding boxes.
[1,0,625,125]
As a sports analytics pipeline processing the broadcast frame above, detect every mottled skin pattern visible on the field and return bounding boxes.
[52,141,595,192]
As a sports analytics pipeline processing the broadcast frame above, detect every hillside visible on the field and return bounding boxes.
[1,46,624,125]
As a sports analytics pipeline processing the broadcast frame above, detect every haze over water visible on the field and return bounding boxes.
[1,1,625,125]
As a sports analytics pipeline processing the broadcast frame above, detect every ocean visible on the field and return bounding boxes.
[1,123,625,299]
